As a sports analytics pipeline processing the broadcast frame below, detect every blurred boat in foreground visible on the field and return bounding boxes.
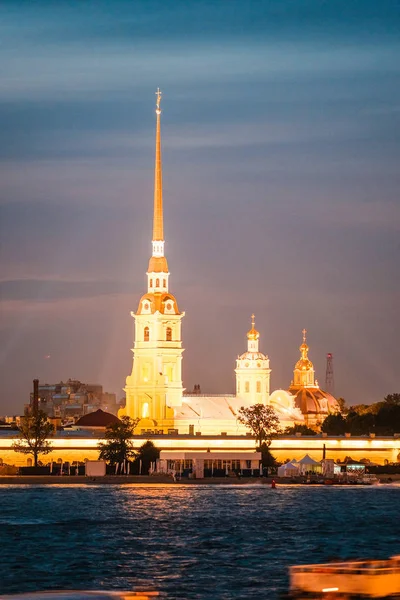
[290,555,400,598]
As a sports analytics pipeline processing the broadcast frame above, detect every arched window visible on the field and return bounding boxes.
[166,327,172,341]
[142,402,149,418]
[144,326,149,341]
[156,278,160,287]
[245,381,250,393]
[149,278,153,287]
[256,381,261,393]
[163,278,166,288]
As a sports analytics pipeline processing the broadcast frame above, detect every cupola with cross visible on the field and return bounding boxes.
[235,315,271,404]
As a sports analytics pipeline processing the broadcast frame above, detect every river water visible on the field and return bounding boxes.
[0,484,399,599]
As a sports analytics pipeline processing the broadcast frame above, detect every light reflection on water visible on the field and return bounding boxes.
[0,485,399,599]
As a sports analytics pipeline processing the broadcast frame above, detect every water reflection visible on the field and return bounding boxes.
[0,485,399,599]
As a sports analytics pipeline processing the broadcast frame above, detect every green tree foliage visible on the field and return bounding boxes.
[135,440,160,475]
[98,416,139,465]
[237,404,281,448]
[284,424,317,436]
[321,413,347,435]
[12,409,53,467]
[321,394,400,436]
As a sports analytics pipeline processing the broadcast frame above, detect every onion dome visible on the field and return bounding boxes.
[295,329,314,371]
[247,314,259,341]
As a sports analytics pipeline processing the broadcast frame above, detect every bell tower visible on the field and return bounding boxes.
[235,315,271,405]
[123,89,185,432]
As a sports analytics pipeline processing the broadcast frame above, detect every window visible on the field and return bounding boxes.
[166,327,172,341]
[142,364,150,382]
[256,381,261,393]
[141,402,149,418]
[163,278,166,287]
[149,278,153,287]
[144,326,149,341]
[245,381,250,393]
[156,278,160,287]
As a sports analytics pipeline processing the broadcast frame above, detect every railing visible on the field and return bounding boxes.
[291,559,400,575]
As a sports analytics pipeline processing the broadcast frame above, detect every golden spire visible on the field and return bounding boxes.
[153,87,163,242]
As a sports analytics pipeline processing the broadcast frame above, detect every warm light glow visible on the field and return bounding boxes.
[142,402,149,418]
[322,588,339,593]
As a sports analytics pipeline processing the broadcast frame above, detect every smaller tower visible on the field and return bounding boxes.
[325,352,334,395]
[290,329,317,389]
[235,315,271,404]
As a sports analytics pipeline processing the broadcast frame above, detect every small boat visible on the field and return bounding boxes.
[290,555,400,598]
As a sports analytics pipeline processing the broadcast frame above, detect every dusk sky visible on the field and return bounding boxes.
[1,0,399,414]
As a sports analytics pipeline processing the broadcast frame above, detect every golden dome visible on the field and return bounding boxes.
[247,314,259,341]
[295,329,313,370]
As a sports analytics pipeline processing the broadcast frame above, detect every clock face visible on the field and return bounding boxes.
[257,362,261,368]
[245,362,249,367]
[144,303,149,310]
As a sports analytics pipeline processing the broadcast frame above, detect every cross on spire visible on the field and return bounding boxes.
[251,314,255,328]
[302,328,307,343]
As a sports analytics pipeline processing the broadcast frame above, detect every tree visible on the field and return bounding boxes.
[12,409,53,467]
[135,440,160,475]
[98,416,139,465]
[384,393,400,405]
[346,411,376,435]
[336,397,348,414]
[284,424,317,436]
[321,413,346,435]
[237,404,281,448]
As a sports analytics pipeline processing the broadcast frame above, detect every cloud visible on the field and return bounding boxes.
[0,279,137,303]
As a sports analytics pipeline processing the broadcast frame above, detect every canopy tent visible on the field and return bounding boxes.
[298,454,322,474]
[277,461,299,478]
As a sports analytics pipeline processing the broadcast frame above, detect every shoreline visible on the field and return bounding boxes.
[1,474,399,485]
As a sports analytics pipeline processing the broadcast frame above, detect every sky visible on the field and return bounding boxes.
[0,0,399,414]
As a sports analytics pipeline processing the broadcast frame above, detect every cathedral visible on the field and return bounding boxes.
[119,90,340,434]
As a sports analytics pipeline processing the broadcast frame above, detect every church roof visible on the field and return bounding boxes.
[174,396,252,421]
[147,256,169,273]
[136,291,180,315]
[75,409,120,428]
[289,387,340,415]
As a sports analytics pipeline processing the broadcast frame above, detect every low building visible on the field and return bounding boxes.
[28,379,118,422]
[157,451,262,478]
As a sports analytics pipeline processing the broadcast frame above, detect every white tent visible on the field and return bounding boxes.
[277,461,300,478]
[298,454,322,475]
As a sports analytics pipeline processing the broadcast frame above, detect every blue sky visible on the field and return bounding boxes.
[1,0,399,413]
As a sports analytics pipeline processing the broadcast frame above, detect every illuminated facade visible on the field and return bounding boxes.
[235,315,271,403]
[119,91,338,435]
[121,89,184,432]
